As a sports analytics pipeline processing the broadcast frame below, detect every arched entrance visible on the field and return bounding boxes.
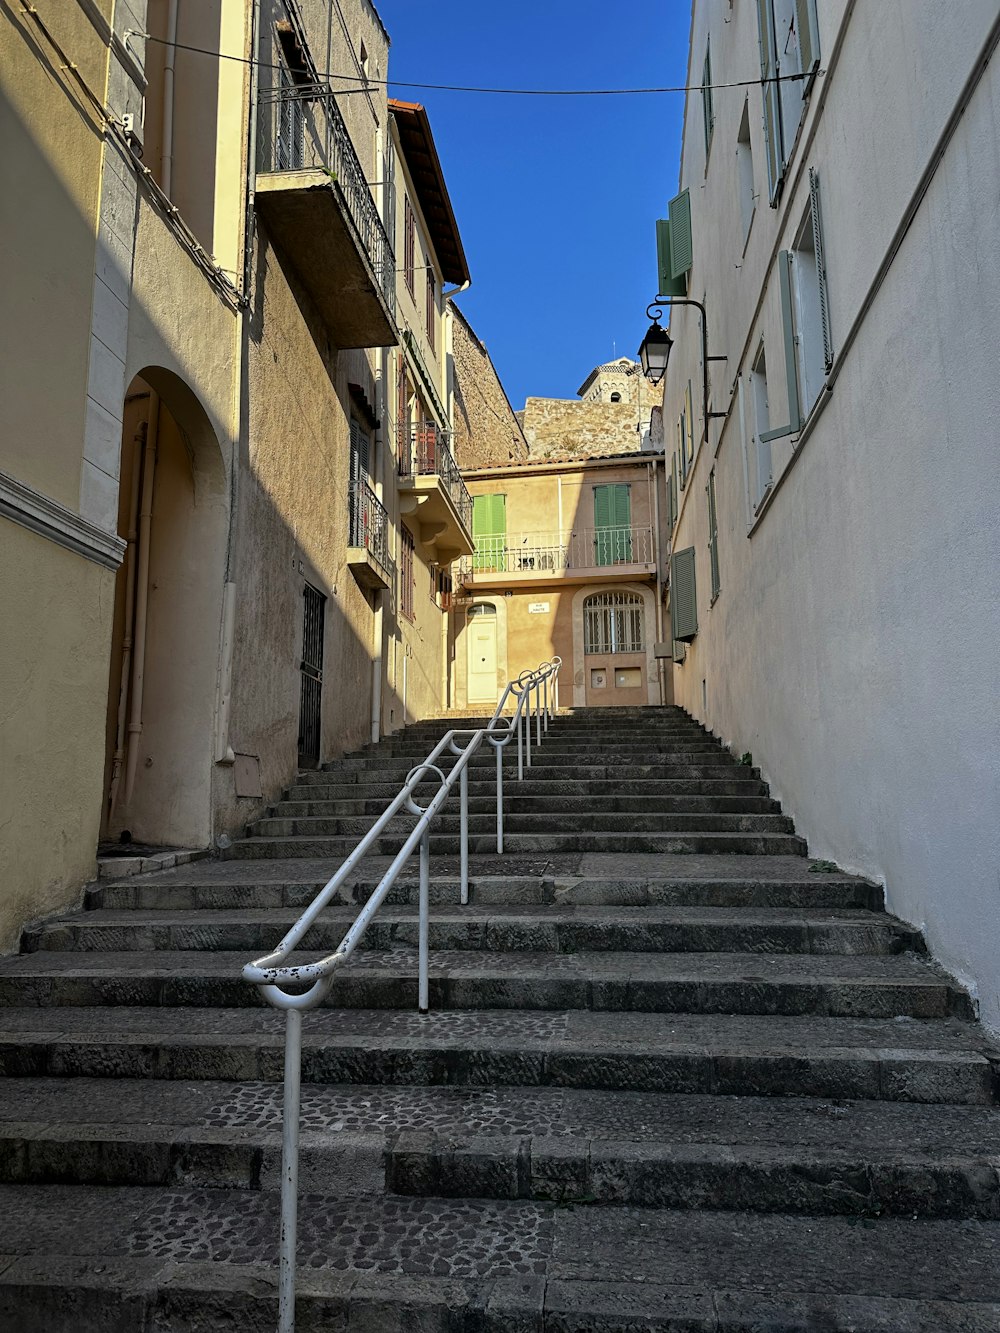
[101,368,227,849]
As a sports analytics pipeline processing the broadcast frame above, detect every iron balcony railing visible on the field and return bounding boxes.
[348,480,393,579]
[243,657,561,1333]
[257,81,395,317]
[398,421,474,535]
[461,525,656,577]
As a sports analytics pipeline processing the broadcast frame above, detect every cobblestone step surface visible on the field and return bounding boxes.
[226,830,810,858]
[26,904,919,956]
[1,1186,1000,1331]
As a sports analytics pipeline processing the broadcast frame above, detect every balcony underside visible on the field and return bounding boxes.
[399,478,474,560]
[461,562,657,589]
[255,171,397,350]
[347,547,393,591]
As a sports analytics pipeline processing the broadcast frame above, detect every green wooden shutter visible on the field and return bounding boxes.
[685,381,695,465]
[760,252,803,442]
[594,484,631,564]
[656,219,686,297]
[809,167,834,372]
[707,470,720,601]
[795,0,820,96]
[472,493,506,571]
[670,546,698,642]
[702,41,714,156]
[677,415,687,488]
[668,189,693,279]
[756,0,784,205]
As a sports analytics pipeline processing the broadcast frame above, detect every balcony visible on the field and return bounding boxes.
[397,423,474,559]
[255,82,397,350]
[459,526,657,588]
[347,481,394,591]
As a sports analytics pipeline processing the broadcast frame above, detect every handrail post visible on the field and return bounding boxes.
[495,741,504,853]
[543,676,549,732]
[460,762,470,906]
[525,692,532,769]
[418,828,431,1013]
[278,1005,303,1333]
[535,681,542,746]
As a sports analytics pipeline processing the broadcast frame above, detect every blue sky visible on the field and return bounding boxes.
[373,1,691,410]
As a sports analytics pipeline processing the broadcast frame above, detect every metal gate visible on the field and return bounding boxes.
[298,584,325,768]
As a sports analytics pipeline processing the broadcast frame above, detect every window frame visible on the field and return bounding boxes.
[399,524,415,621]
[583,591,646,656]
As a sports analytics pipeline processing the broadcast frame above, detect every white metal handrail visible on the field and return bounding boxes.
[243,656,560,1333]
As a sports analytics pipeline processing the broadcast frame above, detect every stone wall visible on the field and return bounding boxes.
[520,398,649,459]
[450,304,529,469]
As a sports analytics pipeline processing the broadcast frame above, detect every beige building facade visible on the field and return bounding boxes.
[0,0,476,953]
[455,454,670,711]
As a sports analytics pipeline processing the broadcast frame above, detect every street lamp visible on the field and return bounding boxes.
[638,298,728,441]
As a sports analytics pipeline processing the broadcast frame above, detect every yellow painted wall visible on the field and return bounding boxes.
[0,522,114,951]
[0,2,106,504]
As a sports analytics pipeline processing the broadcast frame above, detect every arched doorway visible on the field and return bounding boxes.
[101,369,227,850]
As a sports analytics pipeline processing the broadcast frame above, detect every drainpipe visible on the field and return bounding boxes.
[651,458,665,707]
[162,0,180,196]
[124,390,160,807]
[109,423,145,817]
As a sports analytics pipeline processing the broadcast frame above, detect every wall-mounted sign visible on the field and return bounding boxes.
[528,602,550,614]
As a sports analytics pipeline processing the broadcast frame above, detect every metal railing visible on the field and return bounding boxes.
[256,82,395,317]
[461,525,655,578]
[243,656,561,1333]
[348,481,393,580]
[398,422,474,534]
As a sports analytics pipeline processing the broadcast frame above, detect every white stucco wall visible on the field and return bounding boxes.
[662,1,1000,1026]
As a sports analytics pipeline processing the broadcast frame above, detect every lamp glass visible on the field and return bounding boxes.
[638,321,672,385]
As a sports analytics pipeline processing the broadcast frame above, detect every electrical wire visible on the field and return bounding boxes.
[135,32,822,97]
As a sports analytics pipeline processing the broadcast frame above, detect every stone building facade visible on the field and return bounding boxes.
[450,304,529,470]
[521,357,660,459]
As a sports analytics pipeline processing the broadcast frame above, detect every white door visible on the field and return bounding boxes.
[467,605,498,703]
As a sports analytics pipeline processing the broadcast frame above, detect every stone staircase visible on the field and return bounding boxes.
[1,705,999,1330]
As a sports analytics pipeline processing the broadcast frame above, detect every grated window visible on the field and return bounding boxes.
[583,592,645,655]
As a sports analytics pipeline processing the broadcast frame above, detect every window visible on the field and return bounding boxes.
[400,525,414,620]
[702,39,715,158]
[472,493,506,572]
[593,484,632,565]
[737,99,756,245]
[584,592,645,655]
[670,547,698,643]
[434,567,453,610]
[756,0,820,205]
[348,414,372,546]
[610,392,621,403]
[707,469,721,602]
[404,198,415,296]
[741,344,773,515]
[788,168,833,418]
[685,381,695,472]
[426,265,436,353]
[654,189,692,296]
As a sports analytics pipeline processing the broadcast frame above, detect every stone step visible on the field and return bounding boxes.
[322,749,740,771]
[25,905,918,957]
[0,1008,993,1102]
[2,1187,999,1330]
[2,1081,1000,1220]
[269,794,783,819]
[248,812,798,838]
[295,760,760,785]
[368,740,726,757]
[226,830,809,858]
[92,870,882,913]
[285,777,771,802]
[0,949,970,1018]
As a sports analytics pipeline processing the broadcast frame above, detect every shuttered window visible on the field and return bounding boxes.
[593,484,632,565]
[702,40,715,158]
[685,381,695,469]
[400,525,415,621]
[810,168,834,374]
[757,0,821,206]
[404,198,415,296]
[670,546,698,643]
[707,470,721,602]
[796,0,821,96]
[472,493,506,572]
[655,219,686,297]
[759,253,802,443]
[668,189,693,279]
[756,0,784,205]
